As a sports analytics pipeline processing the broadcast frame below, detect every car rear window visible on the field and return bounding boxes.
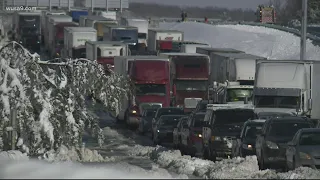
[157,108,184,118]
[268,122,311,137]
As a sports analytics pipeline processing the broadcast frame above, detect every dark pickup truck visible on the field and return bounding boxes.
[202,104,256,161]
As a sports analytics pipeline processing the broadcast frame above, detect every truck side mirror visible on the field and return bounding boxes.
[244,97,248,104]
[308,98,312,110]
[173,85,176,96]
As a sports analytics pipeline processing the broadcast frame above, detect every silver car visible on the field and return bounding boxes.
[285,128,320,170]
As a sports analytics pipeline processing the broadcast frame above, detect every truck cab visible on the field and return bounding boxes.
[84,16,117,41]
[202,104,256,161]
[215,81,253,104]
[254,60,320,119]
[86,41,129,73]
[15,12,41,52]
[114,56,171,127]
[157,41,209,54]
[53,22,78,58]
[147,29,184,54]
[160,53,210,107]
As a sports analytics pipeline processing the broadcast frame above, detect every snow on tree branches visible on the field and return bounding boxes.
[0,42,130,157]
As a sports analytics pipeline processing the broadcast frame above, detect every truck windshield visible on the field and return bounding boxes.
[19,15,40,28]
[135,84,166,96]
[227,89,253,102]
[215,110,255,125]
[112,29,138,43]
[21,27,38,35]
[255,96,299,109]
[175,80,207,91]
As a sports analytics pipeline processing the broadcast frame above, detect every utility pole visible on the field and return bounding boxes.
[300,0,308,60]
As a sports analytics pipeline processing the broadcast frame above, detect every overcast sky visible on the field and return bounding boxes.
[131,0,270,9]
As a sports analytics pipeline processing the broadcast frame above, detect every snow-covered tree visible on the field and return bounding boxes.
[0,42,130,157]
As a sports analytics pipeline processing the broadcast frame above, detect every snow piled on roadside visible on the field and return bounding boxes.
[126,144,320,179]
[0,158,176,179]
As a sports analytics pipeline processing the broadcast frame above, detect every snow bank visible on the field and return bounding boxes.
[0,150,29,161]
[159,22,320,60]
[0,158,176,179]
[128,144,320,179]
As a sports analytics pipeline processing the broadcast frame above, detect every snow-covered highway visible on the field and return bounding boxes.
[2,21,320,179]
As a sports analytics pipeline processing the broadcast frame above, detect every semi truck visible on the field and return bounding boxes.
[253,60,320,119]
[84,16,118,41]
[52,22,78,58]
[147,29,184,54]
[41,11,66,45]
[120,18,149,51]
[102,25,138,51]
[85,41,129,72]
[13,11,41,52]
[47,15,73,54]
[63,27,97,59]
[206,52,265,104]
[69,9,89,22]
[114,56,171,127]
[180,43,211,53]
[160,53,210,109]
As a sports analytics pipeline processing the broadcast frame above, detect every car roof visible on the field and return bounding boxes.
[299,128,320,133]
[195,112,206,116]
[268,116,310,122]
[160,114,186,118]
[246,119,266,123]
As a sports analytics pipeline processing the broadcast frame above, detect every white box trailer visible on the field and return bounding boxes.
[254,60,320,118]
[147,29,184,52]
[211,52,266,84]
[41,10,66,32]
[86,41,129,61]
[97,11,117,20]
[121,18,149,45]
[63,27,97,58]
[44,14,68,49]
[180,43,211,53]
[48,15,73,51]
[13,11,41,37]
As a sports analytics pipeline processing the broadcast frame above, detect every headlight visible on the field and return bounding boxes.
[299,152,311,160]
[157,130,160,133]
[198,134,202,138]
[266,141,279,149]
[242,144,253,150]
[131,110,137,114]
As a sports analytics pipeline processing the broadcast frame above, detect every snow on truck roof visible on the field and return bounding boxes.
[148,29,183,33]
[118,56,169,61]
[256,59,320,64]
[197,47,244,53]
[86,41,126,45]
[213,52,266,59]
[161,52,209,57]
[85,16,111,21]
[206,104,254,111]
[103,24,137,29]
[65,27,96,32]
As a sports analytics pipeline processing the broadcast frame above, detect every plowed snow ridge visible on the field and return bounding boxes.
[159,22,320,60]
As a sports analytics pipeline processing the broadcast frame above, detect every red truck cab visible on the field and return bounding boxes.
[53,22,78,58]
[160,53,210,107]
[127,56,171,126]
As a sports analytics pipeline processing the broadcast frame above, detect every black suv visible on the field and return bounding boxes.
[232,119,266,157]
[202,106,256,161]
[255,116,313,170]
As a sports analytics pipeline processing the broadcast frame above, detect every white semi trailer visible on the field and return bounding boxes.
[254,60,320,119]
